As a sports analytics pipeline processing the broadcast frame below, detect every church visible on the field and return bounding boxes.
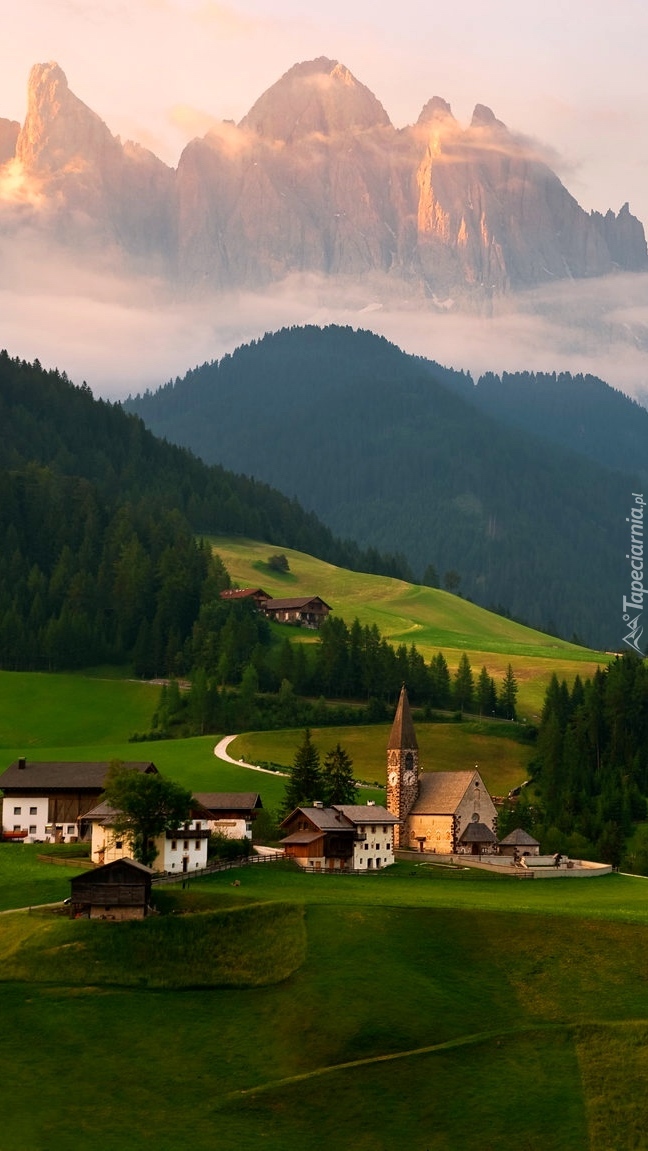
[386,685,498,855]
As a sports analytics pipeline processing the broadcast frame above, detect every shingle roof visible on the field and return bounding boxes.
[498,828,541,847]
[83,801,119,823]
[459,821,497,844]
[280,806,356,832]
[388,685,418,750]
[410,771,478,815]
[333,805,399,825]
[0,760,157,792]
[263,597,331,611]
[193,792,262,812]
[279,830,324,846]
[219,588,269,600]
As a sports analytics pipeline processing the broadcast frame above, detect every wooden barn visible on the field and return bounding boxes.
[261,595,331,629]
[69,858,154,920]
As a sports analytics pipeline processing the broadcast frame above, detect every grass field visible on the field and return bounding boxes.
[232,721,535,796]
[209,536,611,715]
[1,859,648,1150]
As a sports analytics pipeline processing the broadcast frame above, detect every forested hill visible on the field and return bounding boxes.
[125,324,640,649]
[0,350,415,672]
[441,368,648,484]
[0,351,410,579]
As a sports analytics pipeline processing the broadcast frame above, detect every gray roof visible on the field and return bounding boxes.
[193,792,262,812]
[83,801,119,824]
[263,597,331,611]
[0,760,157,792]
[459,821,497,844]
[279,830,324,846]
[333,805,399,825]
[299,806,354,831]
[410,771,480,815]
[499,828,541,847]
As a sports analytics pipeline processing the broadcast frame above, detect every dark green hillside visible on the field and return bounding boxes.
[126,325,637,648]
[454,368,648,483]
[0,350,409,579]
[0,351,414,670]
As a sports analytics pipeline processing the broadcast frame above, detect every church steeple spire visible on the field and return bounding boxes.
[388,684,418,752]
[386,684,419,848]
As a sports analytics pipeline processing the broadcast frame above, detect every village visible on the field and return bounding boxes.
[0,686,611,919]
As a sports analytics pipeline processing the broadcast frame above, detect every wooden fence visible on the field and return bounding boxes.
[151,851,286,885]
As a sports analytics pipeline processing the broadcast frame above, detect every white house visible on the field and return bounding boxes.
[84,801,210,874]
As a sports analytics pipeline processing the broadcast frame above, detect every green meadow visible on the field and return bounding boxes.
[1,860,648,1149]
[209,535,611,715]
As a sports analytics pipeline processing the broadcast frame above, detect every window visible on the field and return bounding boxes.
[195,840,201,850]
[13,825,20,831]
[115,841,123,850]
[171,840,177,850]
[184,841,189,850]
[371,825,376,833]
[29,825,36,834]
[364,843,368,850]
[13,807,21,815]
[67,826,75,834]
[30,807,37,815]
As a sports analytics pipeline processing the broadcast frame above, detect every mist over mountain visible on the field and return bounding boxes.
[2,58,646,298]
[126,324,639,649]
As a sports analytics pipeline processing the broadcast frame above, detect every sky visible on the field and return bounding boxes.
[2,0,648,397]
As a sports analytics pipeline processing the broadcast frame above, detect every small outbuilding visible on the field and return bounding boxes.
[458,821,498,855]
[69,858,154,920]
[498,828,541,857]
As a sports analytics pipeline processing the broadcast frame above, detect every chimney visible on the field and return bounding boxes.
[18,757,26,770]
[313,801,324,809]
[366,800,375,807]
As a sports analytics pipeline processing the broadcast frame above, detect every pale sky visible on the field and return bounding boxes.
[2,0,648,398]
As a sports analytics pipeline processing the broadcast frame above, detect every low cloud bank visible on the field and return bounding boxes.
[2,231,648,404]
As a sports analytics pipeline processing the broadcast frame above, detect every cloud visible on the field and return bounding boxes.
[2,221,648,405]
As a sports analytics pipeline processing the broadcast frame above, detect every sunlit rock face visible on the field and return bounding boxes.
[2,58,647,293]
[11,62,175,260]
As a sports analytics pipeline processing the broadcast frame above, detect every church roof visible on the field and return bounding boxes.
[410,771,479,815]
[498,828,540,847]
[387,685,418,751]
[459,821,497,844]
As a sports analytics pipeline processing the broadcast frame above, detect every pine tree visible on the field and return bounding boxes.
[322,743,358,806]
[453,652,474,713]
[499,663,518,720]
[282,729,324,814]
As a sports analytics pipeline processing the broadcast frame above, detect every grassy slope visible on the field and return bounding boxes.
[210,535,610,715]
[1,865,648,1149]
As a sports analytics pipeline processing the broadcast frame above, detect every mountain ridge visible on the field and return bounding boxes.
[2,59,645,297]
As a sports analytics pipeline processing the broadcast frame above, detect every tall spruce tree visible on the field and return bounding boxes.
[322,743,358,805]
[282,729,324,814]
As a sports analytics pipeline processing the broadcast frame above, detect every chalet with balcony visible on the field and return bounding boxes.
[280,802,398,870]
[261,596,331,629]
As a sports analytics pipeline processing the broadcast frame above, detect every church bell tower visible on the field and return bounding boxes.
[386,684,419,848]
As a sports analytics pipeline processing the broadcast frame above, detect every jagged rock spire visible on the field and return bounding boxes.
[388,684,418,750]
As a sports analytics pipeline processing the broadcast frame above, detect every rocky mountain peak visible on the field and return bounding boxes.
[417,96,455,126]
[470,103,507,130]
[239,56,392,142]
[16,60,118,174]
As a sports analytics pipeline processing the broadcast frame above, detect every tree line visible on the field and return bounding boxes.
[498,654,648,871]
[146,602,519,738]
